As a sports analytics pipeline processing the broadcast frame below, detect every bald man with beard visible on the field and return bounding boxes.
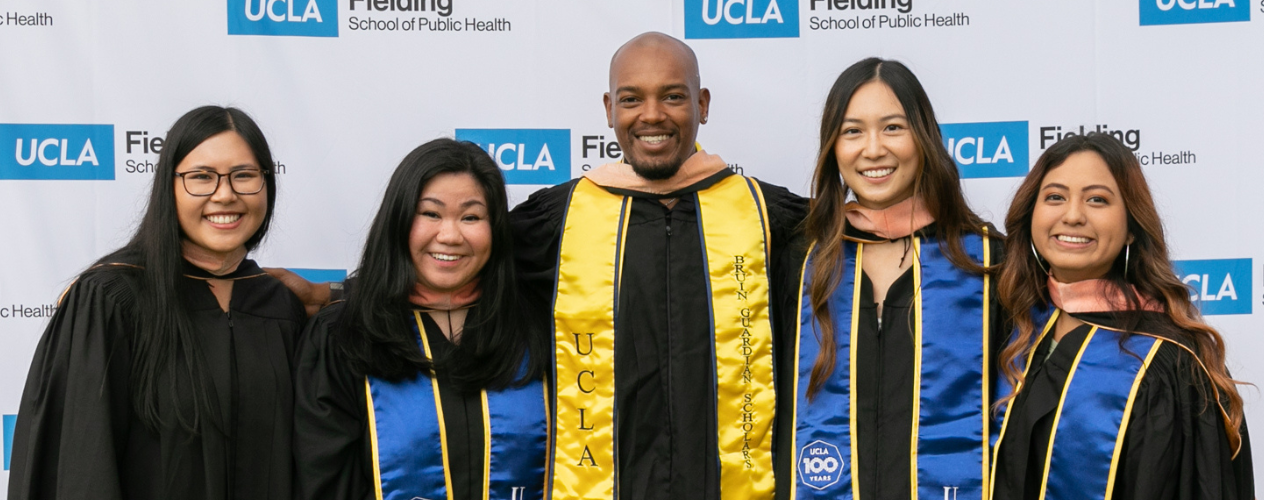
[511,32,807,500]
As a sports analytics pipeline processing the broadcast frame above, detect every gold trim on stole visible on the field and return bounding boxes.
[849,243,865,499]
[366,378,385,500]
[980,227,992,500]
[695,175,776,498]
[1037,326,1099,500]
[988,311,1060,499]
[1103,341,1163,499]
[551,179,628,499]
[908,237,924,497]
[415,311,457,500]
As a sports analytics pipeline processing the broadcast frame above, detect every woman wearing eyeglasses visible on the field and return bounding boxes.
[7,106,306,500]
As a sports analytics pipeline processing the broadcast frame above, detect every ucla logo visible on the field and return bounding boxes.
[455,129,571,186]
[684,0,799,39]
[1173,258,1252,315]
[0,124,114,180]
[1140,0,1249,25]
[939,121,1029,179]
[227,0,338,37]
[4,414,15,470]
[797,440,843,490]
[289,268,347,283]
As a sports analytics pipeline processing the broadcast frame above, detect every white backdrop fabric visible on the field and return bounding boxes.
[2,0,1261,491]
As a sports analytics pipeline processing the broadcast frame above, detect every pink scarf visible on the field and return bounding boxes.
[844,196,935,240]
[1047,276,1164,313]
[409,279,481,310]
[583,149,729,195]
[181,240,246,276]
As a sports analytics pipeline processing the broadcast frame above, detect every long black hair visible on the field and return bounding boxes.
[338,138,544,390]
[93,105,278,432]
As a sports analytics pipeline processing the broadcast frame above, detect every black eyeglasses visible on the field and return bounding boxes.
[174,169,269,196]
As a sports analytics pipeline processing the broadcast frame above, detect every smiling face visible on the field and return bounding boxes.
[1031,151,1133,283]
[174,131,268,260]
[834,80,922,210]
[603,35,710,180]
[409,172,492,293]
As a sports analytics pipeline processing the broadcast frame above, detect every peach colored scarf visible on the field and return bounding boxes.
[583,150,729,195]
[843,196,935,240]
[1047,276,1164,313]
[410,279,481,310]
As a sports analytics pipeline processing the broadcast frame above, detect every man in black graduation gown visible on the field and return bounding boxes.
[510,32,806,500]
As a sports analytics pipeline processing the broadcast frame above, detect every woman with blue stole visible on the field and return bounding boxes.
[292,139,550,500]
[778,58,1005,500]
[989,134,1254,499]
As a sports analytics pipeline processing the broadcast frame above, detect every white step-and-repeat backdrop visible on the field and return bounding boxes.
[2,0,1261,490]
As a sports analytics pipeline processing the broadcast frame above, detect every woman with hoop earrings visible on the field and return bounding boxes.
[989,133,1253,499]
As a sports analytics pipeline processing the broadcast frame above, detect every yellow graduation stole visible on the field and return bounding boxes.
[549,175,776,499]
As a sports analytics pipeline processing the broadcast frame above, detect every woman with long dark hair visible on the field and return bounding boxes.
[7,106,305,500]
[990,134,1253,498]
[779,58,1004,499]
[292,138,548,500]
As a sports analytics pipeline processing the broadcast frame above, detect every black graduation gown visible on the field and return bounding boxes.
[772,225,1007,500]
[291,303,491,500]
[7,259,306,500]
[509,169,808,500]
[993,311,1255,500]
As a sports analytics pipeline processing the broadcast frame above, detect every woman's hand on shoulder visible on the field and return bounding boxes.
[263,267,331,317]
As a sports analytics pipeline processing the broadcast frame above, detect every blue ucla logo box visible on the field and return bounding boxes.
[0,124,115,180]
[455,129,571,186]
[228,0,338,37]
[938,121,1029,179]
[4,414,15,470]
[290,268,348,283]
[1172,258,1252,315]
[1139,0,1250,25]
[684,0,799,39]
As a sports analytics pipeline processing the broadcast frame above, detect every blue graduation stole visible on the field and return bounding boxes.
[989,310,1164,500]
[365,311,549,500]
[788,231,992,499]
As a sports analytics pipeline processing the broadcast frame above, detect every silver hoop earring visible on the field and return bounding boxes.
[1030,240,1049,275]
[1124,243,1131,278]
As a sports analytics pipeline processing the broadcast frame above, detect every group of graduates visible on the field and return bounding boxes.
[6,31,1255,500]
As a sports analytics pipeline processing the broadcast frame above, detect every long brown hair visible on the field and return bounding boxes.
[997,133,1245,452]
[804,58,994,399]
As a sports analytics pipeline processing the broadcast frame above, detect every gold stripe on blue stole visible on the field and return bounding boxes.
[794,232,990,499]
[481,391,492,500]
[1039,324,1163,499]
[367,378,385,500]
[367,313,548,500]
[909,237,923,497]
[550,178,627,499]
[788,240,864,499]
[980,227,991,500]
[416,311,457,500]
[1104,342,1162,499]
[988,310,1059,500]
[694,175,776,498]
[1037,325,1098,500]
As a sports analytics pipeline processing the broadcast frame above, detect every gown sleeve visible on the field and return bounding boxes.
[508,182,575,318]
[1112,341,1255,500]
[6,271,136,500]
[292,303,373,500]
